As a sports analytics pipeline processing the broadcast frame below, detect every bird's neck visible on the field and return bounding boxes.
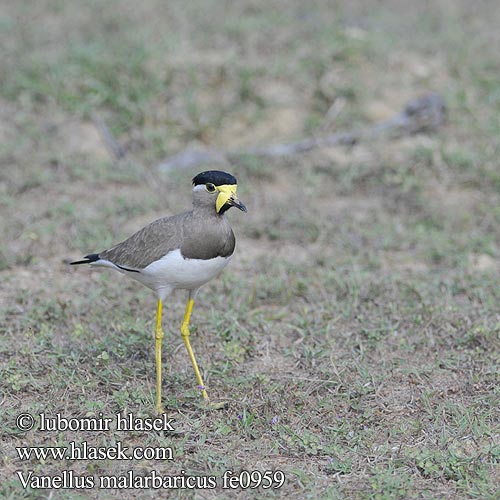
[192,206,224,219]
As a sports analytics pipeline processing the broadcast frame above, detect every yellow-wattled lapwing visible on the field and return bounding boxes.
[71,171,247,413]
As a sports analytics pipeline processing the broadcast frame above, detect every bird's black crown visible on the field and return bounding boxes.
[192,170,237,187]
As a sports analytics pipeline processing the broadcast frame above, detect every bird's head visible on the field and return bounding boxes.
[192,170,247,214]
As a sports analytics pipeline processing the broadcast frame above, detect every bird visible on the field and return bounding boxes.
[71,170,247,413]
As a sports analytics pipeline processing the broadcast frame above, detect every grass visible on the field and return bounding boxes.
[1,0,499,498]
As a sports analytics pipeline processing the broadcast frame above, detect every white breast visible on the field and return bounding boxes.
[90,249,232,299]
[138,249,232,297]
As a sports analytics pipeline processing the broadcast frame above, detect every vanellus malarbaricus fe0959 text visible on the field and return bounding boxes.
[71,171,247,413]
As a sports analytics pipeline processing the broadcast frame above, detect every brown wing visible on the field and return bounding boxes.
[100,212,190,269]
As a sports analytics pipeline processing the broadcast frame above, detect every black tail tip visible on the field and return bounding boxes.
[70,253,100,265]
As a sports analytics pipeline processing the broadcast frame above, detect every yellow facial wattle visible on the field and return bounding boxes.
[215,184,238,213]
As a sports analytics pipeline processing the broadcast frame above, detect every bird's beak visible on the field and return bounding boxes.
[228,195,247,212]
[216,185,248,213]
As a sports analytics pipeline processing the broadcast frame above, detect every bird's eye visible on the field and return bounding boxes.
[206,183,216,193]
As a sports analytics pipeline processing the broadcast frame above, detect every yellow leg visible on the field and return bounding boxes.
[180,298,209,401]
[155,299,165,414]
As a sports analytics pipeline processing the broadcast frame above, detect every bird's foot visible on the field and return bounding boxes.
[155,404,166,415]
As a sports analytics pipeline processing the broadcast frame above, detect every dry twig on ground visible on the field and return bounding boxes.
[156,93,446,172]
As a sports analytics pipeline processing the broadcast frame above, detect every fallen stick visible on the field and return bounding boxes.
[93,116,127,160]
[155,92,445,172]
